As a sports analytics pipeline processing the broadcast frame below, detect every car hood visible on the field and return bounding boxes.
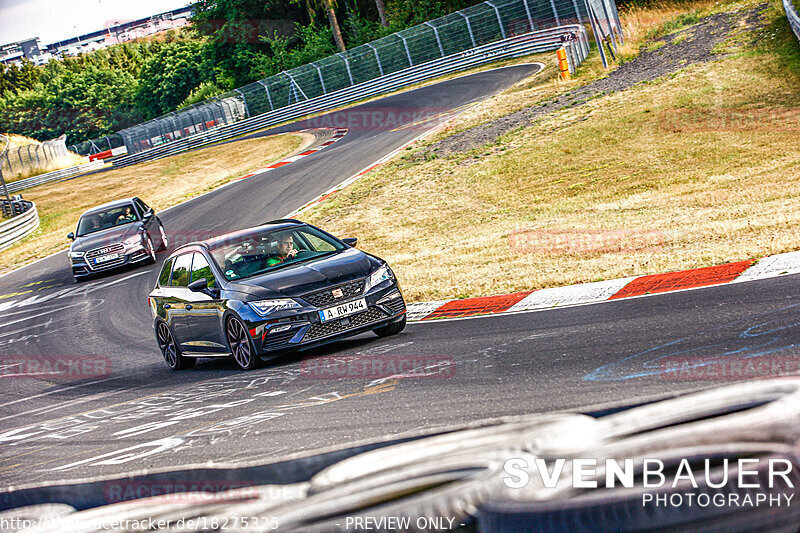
[226,248,381,300]
[70,224,141,253]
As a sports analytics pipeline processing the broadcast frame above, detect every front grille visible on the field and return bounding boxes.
[85,243,126,271]
[302,279,365,308]
[85,243,124,258]
[263,329,297,349]
[303,307,388,342]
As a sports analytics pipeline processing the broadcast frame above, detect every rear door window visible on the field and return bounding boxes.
[158,257,174,287]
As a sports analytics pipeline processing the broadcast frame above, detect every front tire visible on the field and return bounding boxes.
[144,235,156,265]
[373,316,406,337]
[157,222,168,251]
[157,322,194,370]
[226,316,260,370]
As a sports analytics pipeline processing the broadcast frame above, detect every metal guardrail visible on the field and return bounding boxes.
[0,198,39,250]
[783,0,800,43]
[108,0,618,159]
[5,161,106,194]
[111,26,590,169]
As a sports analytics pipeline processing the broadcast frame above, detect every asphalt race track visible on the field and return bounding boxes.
[2,63,800,488]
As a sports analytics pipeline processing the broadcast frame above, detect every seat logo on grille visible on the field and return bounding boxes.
[332,288,344,299]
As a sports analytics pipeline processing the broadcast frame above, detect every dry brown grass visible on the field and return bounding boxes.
[419,0,733,147]
[303,0,800,302]
[0,132,307,274]
[3,134,88,182]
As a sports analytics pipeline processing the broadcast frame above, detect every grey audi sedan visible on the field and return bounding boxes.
[67,197,168,280]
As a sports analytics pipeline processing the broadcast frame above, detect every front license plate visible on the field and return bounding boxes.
[319,298,367,322]
[94,253,120,264]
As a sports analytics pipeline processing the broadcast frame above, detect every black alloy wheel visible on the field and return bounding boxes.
[157,322,194,370]
[227,317,260,370]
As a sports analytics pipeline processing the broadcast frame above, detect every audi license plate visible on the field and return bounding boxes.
[94,253,120,264]
[319,298,367,322]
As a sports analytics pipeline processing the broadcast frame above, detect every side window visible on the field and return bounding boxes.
[304,232,336,252]
[169,254,192,287]
[158,257,174,287]
[190,253,216,289]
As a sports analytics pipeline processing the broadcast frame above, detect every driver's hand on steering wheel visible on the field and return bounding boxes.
[287,248,298,258]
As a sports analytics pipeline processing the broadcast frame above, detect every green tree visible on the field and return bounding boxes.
[0,67,142,143]
[190,0,306,86]
[133,41,212,118]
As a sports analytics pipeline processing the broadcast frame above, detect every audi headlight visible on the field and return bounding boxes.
[68,251,85,258]
[247,299,302,317]
[365,264,394,292]
[123,235,143,246]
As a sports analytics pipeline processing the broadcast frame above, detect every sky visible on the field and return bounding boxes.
[0,0,192,46]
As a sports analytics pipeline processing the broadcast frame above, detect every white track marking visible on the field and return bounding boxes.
[0,376,122,409]
[0,303,87,329]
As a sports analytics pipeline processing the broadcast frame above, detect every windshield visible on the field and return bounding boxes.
[208,225,346,280]
[76,204,139,237]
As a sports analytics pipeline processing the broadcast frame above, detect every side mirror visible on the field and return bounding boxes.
[188,278,208,292]
[188,278,220,298]
[67,232,75,240]
[342,238,358,247]
[142,210,154,221]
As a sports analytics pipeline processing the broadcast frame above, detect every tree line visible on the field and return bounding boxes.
[0,0,481,147]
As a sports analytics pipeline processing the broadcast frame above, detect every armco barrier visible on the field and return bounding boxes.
[111,26,589,169]
[784,0,800,42]
[0,198,39,250]
[6,161,106,194]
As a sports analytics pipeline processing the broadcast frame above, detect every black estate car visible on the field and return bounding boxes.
[67,197,168,280]
[148,220,407,370]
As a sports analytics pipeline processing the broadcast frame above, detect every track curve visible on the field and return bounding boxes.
[2,63,800,488]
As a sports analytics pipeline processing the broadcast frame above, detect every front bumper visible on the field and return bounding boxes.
[70,244,150,277]
[240,281,406,355]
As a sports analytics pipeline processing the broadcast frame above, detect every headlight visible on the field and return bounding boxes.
[123,235,143,246]
[364,264,394,292]
[247,299,302,316]
[68,251,85,258]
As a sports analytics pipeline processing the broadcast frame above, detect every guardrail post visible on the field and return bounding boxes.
[365,44,384,76]
[485,2,507,39]
[521,0,535,31]
[598,0,618,52]
[585,0,609,68]
[571,0,584,24]
[285,71,309,104]
[425,22,446,57]
[568,42,576,73]
[233,89,251,118]
[337,53,355,85]
[257,80,275,111]
[457,12,477,48]
[397,33,414,66]
[312,63,327,94]
[550,0,561,26]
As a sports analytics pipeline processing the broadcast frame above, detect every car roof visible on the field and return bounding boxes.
[203,221,305,249]
[80,198,137,217]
